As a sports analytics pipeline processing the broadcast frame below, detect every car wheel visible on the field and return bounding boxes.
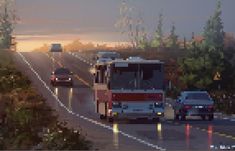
[153,118,160,123]
[179,114,186,121]
[201,115,206,120]
[51,81,56,86]
[208,115,214,121]
[174,111,179,120]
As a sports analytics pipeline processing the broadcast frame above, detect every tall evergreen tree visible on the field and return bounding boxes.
[179,0,225,89]
[151,12,164,48]
[203,0,224,82]
[166,23,179,49]
[203,0,224,49]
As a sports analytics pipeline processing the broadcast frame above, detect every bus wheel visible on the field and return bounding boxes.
[153,118,160,123]
[100,114,106,120]
[107,117,114,123]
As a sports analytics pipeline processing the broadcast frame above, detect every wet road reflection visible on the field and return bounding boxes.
[68,88,73,111]
[113,123,119,149]
[208,125,213,149]
[157,123,163,140]
[185,124,191,149]
[54,87,59,96]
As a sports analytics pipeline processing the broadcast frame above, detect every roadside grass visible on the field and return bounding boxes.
[0,50,92,150]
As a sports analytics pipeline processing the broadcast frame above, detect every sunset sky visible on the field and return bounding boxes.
[15,0,235,51]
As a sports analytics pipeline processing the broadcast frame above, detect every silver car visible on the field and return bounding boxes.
[173,91,214,121]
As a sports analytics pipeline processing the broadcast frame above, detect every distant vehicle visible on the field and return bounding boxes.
[94,59,165,122]
[50,68,73,86]
[96,51,120,61]
[96,58,113,64]
[173,91,214,121]
[127,56,143,61]
[50,44,63,52]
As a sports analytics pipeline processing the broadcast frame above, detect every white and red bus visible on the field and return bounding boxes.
[94,58,165,122]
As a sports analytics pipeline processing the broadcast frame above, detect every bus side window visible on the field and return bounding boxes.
[95,66,108,84]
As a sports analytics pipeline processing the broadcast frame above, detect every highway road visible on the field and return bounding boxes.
[13,52,235,151]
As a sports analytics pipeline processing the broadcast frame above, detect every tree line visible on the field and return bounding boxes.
[117,0,235,91]
[116,1,179,50]
[0,0,16,49]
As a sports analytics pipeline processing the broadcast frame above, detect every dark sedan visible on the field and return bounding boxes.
[50,68,73,86]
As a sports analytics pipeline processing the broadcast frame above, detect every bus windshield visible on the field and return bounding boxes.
[110,63,164,90]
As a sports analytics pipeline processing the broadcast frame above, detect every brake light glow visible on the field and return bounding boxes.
[184,105,192,110]
[207,105,214,109]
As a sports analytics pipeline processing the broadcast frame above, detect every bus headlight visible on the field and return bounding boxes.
[113,112,118,116]
[108,109,112,114]
[112,102,122,108]
[154,102,163,108]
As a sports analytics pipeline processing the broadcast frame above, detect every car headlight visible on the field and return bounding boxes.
[68,78,72,81]
[55,78,59,81]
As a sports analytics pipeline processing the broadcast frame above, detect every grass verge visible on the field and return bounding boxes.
[0,50,91,150]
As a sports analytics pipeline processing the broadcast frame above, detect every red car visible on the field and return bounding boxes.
[50,68,73,86]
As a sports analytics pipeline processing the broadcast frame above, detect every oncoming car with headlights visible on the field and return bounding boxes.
[50,68,73,86]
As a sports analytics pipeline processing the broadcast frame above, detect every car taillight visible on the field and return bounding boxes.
[207,105,214,109]
[184,105,192,110]
[207,105,213,108]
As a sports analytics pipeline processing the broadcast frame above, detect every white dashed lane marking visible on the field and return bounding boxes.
[68,52,93,66]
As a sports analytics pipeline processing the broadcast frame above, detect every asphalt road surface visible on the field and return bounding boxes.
[13,52,235,151]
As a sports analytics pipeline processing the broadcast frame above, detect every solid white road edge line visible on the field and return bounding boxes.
[18,52,166,151]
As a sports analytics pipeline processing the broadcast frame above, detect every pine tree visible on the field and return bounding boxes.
[179,0,225,89]
[203,0,224,49]
[167,23,179,49]
[151,13,164,48]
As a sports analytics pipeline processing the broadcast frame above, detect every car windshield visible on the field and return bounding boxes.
[54,68,70,75]
[186,93,210,100]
